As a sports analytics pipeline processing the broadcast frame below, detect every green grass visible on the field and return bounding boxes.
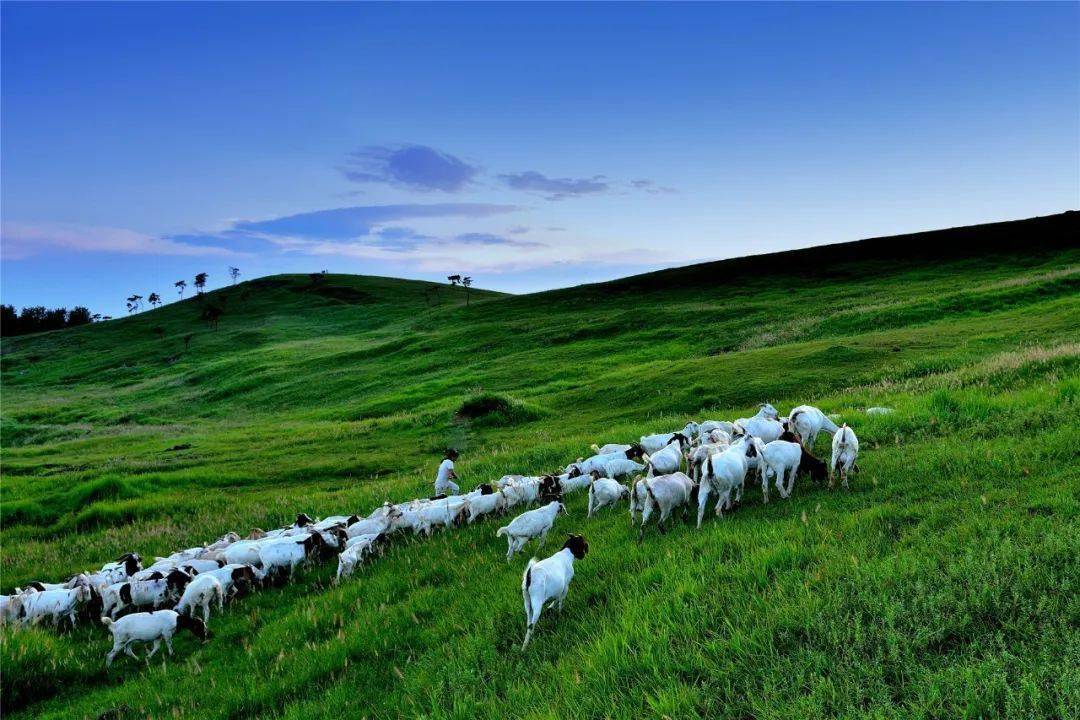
[1,215,1079,719]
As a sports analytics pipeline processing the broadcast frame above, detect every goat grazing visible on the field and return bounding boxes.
[174,574,224,624]
[788,405,840,449]
[635,472,695,540]
[587,472,629,517]
[830,424,860,489]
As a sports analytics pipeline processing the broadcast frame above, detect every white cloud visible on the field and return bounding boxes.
[1,222,236,260]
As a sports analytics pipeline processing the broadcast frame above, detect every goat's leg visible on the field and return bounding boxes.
[146,639,161,659]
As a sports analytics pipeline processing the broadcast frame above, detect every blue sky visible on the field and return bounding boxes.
[2,2,1077,315]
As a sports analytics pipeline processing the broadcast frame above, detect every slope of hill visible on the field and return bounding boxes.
[2,213,1078,719]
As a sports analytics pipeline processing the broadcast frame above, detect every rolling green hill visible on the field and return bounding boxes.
[2,212,1078,719]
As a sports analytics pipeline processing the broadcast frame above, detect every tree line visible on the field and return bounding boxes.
[0,305,98,337]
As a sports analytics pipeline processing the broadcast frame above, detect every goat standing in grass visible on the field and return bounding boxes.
[521,534,589,649]
[830,424,860,489]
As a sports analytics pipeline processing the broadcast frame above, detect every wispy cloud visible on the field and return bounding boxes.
[340,145,480,192]
[630,179,678,194]
[232,203,519,240]
[1,222,235,260]
[497,170,608,201]
[455,232,545,248]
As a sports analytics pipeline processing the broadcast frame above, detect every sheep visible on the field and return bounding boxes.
[641,434,688,477]
[174,574,224,624]
[101,610,208,666]
[788,405,840,450]
[830,424,860,489]
[640,423,698,453]
[202,564,263,599]
[466,489,508,523]
[636,472,695,540]
[697,437,760,526]
[758,437,826,501]
[17,586,93,628]
[587,472,629,517]
[258,532,331,582]
[496,501,566,562]
[520,534,589,649]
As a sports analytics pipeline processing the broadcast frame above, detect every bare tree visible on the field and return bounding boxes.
[194,273,208,295]
[148,292,161,308]
[229,266,240,285]
[462,276,473,306]
[175,280,187,300]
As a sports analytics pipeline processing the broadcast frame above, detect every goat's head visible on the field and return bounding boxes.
[116,553,142,576]
[566,465,583,479]
[294,513,314,528]
[625,443,646,460]
[563,534,589,560]
[302,532,331,560]
[165,569,192,593]
[759,403,780,420]
[475,483,495,496]
[176,613,210,641]
[247,528,266,540]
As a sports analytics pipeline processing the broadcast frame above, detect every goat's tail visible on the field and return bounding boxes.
[496,526,509,537]
[590,443,601,455]
[100,616,113,627]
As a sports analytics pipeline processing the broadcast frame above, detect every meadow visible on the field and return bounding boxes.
[1,213,1078,719]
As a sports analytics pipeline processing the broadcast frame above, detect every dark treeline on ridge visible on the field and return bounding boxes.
[0,304,99,337]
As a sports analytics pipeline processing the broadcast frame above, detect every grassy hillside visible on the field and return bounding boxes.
[2,213,1078,719]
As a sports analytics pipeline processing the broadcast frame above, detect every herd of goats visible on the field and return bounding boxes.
[2,402,875,659]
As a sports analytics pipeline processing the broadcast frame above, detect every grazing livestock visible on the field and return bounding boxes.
[466,489,508,523]
[202,564,263,599]
[18,586,93,628]
[258,533,331,582]
[640,423,698,453]
[496,501,566,562]
[520,534,589,649]
[697,420,734,441]
[697,438,758,526]
[336,534,385,582]
[642,434,688,477]
[587,473,629,517]
[86,553,142,588]
[830,424,860,489]
[101,610,208,666]
[178,558,226,576]
[105,569,192,617]
[788,405,840,449]
[174,574,224,624]
[635,472,695,540]
[347,503,403,539]
[1,594,27,624]
[590,443,632,455]
[759,439,827,501]
[570,444,646,477]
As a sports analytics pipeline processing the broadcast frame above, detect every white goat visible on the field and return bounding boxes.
[788,405,840,449]
[101,610,208,666]
[830,424,860,489]
[587,474,629,517]
[174,574,224,624]
[642,435,687,477]
[697,438,757,526]
[640,423,697,453]
[336,535,383,583]
[520,534,589,649]
[636,472,695,540]
[466,490,508,523]
[17,586,92,627]
[496,501,566,562]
